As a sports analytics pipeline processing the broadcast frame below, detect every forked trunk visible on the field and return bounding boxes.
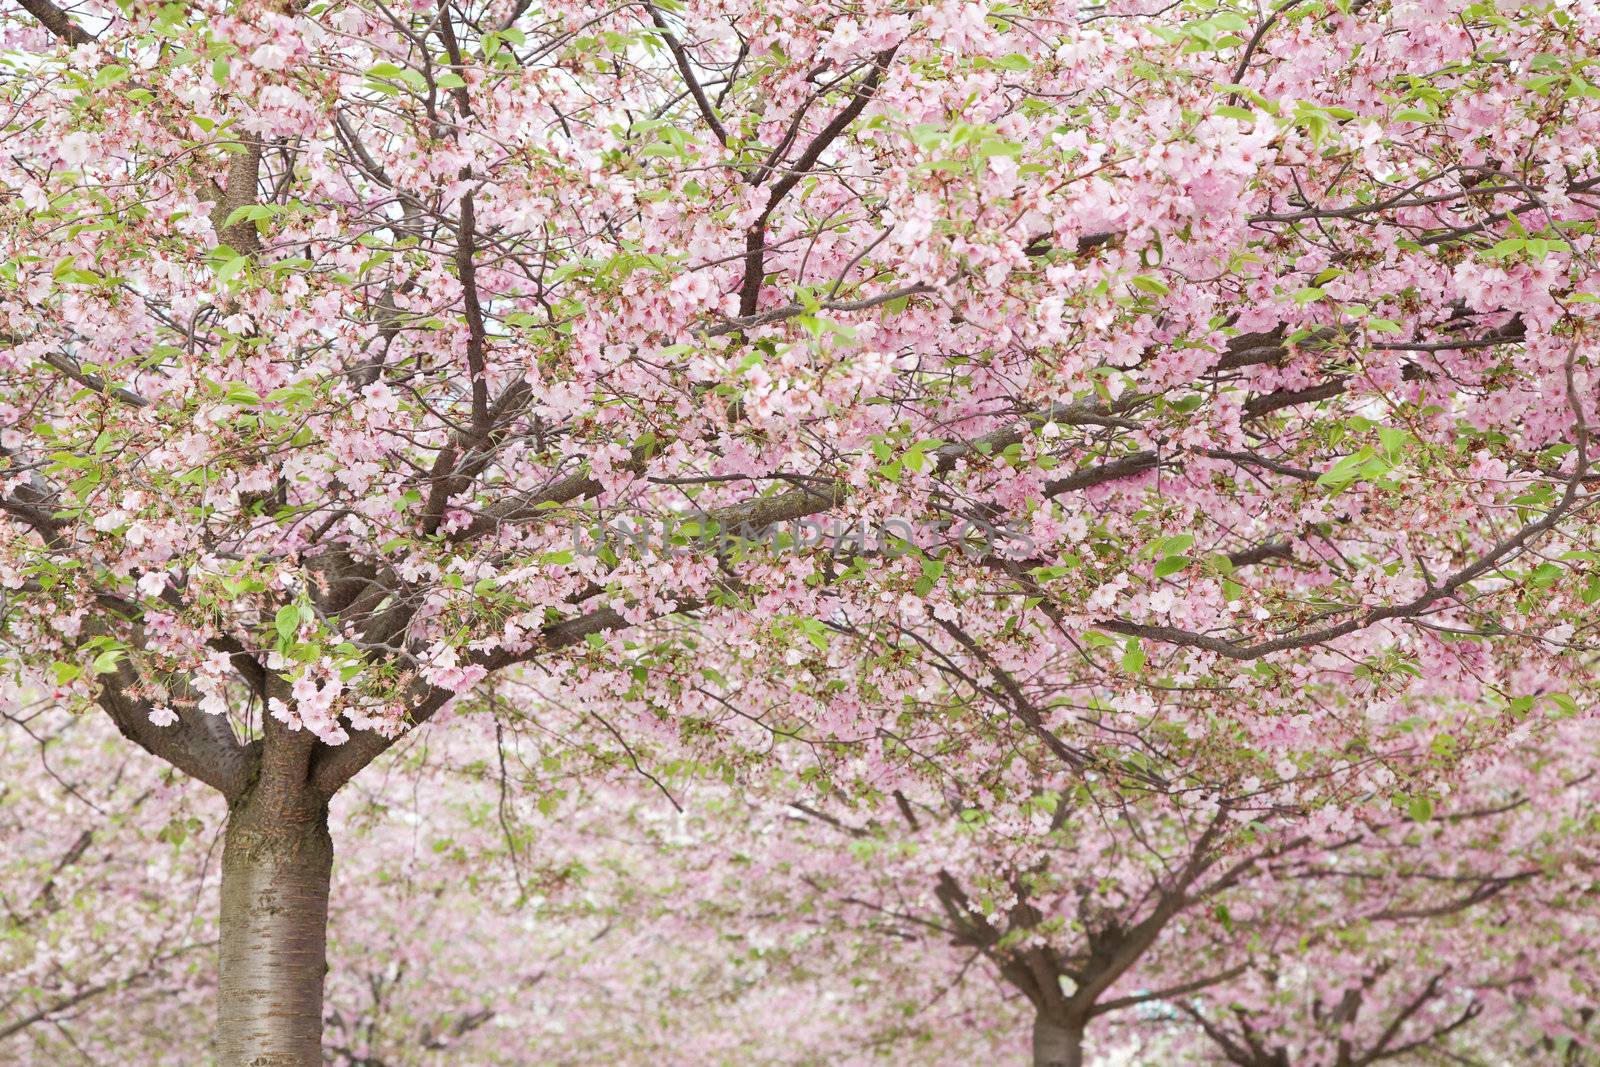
[216,778,333,1066]
[1033,1013,1085,1067]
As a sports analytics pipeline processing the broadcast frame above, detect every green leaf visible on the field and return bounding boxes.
[1407,795,1434,823]
[1155,533,1195,555]
[222,203,278,230]
[213,255,248,282]
[1377,426,1411,459]
[1529,562,1563,587]
[1317,447,1378,488]
[914,555,945,597]
[1567,75,1600,100]
[1153,555,1190,578]
[274,604,302,642]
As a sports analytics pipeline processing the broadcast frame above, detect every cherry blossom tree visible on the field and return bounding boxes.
[774,774,1313,1067]
[1127,719,1600,1066]
[2,0,1599,1061]
[730,709,1600,1067]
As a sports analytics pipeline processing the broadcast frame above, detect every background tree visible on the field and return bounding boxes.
[1131,719,1600,1066]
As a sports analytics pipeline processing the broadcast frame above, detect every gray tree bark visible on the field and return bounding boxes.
[215,777,333,1066]
[1033,1014,1085,1067]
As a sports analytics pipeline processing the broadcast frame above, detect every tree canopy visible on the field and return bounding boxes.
[1,0,1598,1062]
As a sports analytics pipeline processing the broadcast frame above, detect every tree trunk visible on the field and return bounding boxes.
[1033,1013,1084,1067]
[216,777,333,1066]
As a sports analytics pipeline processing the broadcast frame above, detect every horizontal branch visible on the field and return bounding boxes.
[17,0,95,45]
